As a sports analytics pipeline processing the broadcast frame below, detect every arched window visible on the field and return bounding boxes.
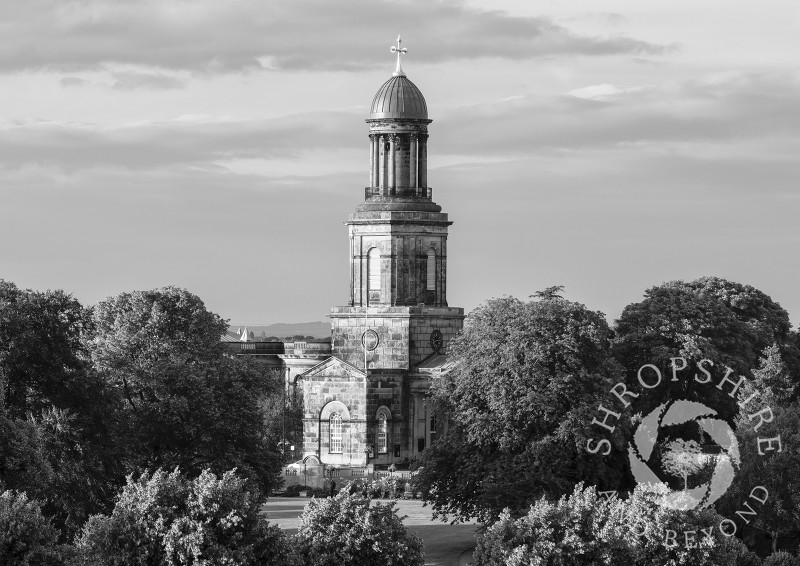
[377,411,388,454]
[426,248,436,291]
[368,248,381,291]
[329,412,343,453]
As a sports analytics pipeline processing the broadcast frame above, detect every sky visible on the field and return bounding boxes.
[1,0,799,328]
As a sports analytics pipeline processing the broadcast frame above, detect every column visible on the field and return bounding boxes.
[388,134,396,194]
[396,136,407,190]
[375,137,380,189]
[369,136,375,188]
[379,136,386,192]
[409,134,418,191]
[418,136,428,189]
[349,235,355,306]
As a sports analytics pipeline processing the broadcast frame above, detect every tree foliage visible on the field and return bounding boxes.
[613,277,800,420]
[0,280,93,419]
[75,468,292,566]
[416,294,627,522]
[293,487,424,566]
[763,552,800,566]
[0,490,65,566]
[0,281,119,540]
[473,484,745,566]
[86,287,283,492]
[717,398,800,553]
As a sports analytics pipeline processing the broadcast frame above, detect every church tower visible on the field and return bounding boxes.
[301,38,463,467]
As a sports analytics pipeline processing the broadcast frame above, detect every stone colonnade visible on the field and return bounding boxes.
[369,133,428,193]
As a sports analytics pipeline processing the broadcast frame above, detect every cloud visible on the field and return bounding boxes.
[567,83,642,100]
[561,12,627,27]
[3,70,798,177]
[60,76,90,88]
[111,71,185,90]
[0,111,359,171]
[0,0,672,74]
[434,71,800,156]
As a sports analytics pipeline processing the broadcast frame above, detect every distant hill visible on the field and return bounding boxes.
[228,321,331,340]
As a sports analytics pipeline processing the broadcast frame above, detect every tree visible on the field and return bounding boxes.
[0,280,93,419]
[415,294,627,523]
[613,277,800,420]
[661,439,705,492]
[88,286,227,374]
[531,285,565,300]
[717,399,800,554]
[752,344,796,405]
[0,280,122,541]
[262,375,304,462]
[293,487,424,566]
[0,490,65,565]
[75,468,293,566]
[86,287,283,492]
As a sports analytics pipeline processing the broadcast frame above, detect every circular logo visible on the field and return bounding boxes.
[628,399,740,510]
[362,329,379,351]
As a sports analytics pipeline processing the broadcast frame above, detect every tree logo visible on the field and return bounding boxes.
[587,357,782,541]
[628,399,740,510]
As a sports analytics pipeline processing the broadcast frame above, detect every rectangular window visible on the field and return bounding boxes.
[330,414,343,453]
[368,248,381,291]
[426,249,436,291]
[378,416,388,454]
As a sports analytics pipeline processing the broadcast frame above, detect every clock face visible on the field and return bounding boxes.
[430,329,443,354]
[362,329,379,351]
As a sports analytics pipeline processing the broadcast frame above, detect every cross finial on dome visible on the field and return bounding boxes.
[390,35,407,77]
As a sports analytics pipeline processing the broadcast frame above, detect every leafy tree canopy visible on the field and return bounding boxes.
[0,280,96,420]
[718,394,800,554]
[0,281,119,540]
[86,287,282,492]
[416,293,627,522]
[0,490,66,565]
[88,286,227,372]
[613,277,800,419]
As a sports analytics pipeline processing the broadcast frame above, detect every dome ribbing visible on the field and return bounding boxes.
[369,75,428,120]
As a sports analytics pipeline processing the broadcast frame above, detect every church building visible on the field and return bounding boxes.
[226,39,463,469]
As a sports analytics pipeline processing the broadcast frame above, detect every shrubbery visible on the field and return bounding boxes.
[733,545,763,566]
[69,470,422,565]
[337,477,408,499]
[293,487,424,566]
[473,484,746,566]
[74,468,293,566]
[763,552,800,566]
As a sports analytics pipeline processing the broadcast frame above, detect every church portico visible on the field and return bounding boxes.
[301,357,367,465]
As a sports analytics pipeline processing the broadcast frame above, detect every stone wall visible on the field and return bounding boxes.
[302,362,368,465]
[330,305,463,369]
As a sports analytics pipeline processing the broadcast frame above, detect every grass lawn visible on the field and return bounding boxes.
[262,497,479,566]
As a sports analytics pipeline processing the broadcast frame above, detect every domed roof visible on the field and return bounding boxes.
[369,75,428,120]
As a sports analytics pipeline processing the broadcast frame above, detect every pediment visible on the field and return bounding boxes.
[301,356,367,380]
